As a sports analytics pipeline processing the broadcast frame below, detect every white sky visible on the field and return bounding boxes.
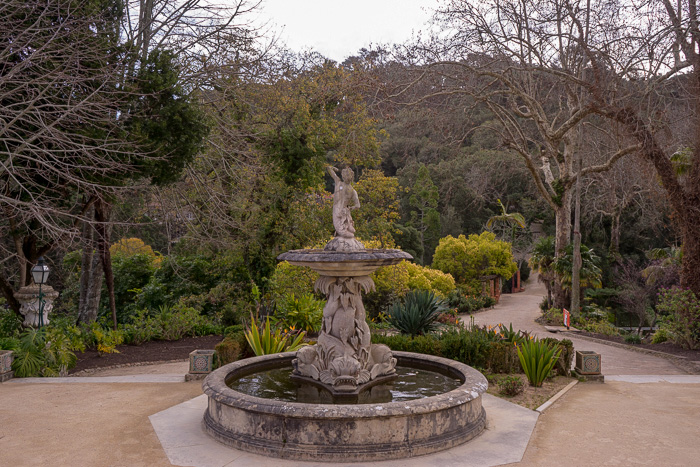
[253,0,436,62]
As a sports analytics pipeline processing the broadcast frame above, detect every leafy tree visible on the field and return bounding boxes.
[432,232,518,286]
[354,170,401,247]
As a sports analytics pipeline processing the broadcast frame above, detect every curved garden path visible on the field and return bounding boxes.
[460,274,686,375]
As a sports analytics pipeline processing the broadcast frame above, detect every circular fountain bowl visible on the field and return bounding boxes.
[278,248,413,276]
[202,351,488,462]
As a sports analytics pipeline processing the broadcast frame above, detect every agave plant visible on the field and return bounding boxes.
[385,290,447,337]
[517,338,561,387]
[245,314,307,356]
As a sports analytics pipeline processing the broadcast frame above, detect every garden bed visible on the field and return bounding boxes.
[69,335,223,374]
[486,374,574,410]
[574,331,700,361]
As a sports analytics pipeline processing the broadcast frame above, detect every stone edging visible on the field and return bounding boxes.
[69,359,187,377]
[535,380,578,413]
[561,332,700,375]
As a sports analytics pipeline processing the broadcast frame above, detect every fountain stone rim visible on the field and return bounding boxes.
[277,248,412,277]
[202,351,488,418]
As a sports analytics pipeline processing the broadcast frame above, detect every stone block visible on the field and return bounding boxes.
[575,350,601,375]
[0,350,13,382]
[189,350,215,374]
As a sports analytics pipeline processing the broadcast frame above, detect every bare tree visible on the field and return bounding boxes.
[0,0,261,321]
[386,0,640,307]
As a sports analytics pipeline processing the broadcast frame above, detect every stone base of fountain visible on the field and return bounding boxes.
[202,351,488,462]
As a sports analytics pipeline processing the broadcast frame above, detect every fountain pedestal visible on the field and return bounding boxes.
[278,247,411,397]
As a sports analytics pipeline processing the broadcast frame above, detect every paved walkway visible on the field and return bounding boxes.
[461,275,686,375]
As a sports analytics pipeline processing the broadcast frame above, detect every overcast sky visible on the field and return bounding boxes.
[253,0,436,62]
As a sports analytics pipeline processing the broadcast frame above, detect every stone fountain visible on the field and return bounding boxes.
[202,166,487,461]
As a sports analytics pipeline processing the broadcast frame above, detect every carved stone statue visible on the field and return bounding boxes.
[291,274,396,393]
[326,166,364,251]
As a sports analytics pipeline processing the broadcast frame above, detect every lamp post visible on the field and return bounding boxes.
[30,257,50,328]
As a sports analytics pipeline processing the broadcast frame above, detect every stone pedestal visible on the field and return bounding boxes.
[575,350,601,375]
[14,284,59,327]
[0,350,13,382]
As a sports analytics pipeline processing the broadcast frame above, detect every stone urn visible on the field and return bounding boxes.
[14,284,59,327]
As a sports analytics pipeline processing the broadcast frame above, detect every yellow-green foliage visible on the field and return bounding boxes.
[432,232,518,284]
[269,261,318,300]
[271,259,455,300]
[404,262,455,298]
[270,238,456,300]
[110,237,162,267]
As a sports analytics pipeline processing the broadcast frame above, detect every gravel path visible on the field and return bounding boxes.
[460,275,686,375]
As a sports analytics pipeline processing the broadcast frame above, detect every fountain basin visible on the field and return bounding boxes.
[202,351,488,462]
[278,248,412,276]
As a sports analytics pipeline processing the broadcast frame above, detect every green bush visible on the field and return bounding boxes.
[215,332,251,366]
[541,307,564,325]
[624,333,642,344]
[447,289,495,314]
[274,293,324,333]
[540,338,574,376]
[651,328,669,344]
[0,305,22,338]
[498,375,525,396]
[156,304,206,341]
[11,328,84,377]
[580,319,619,336]
[517,338,561,387]
[656,287,700,350]
[385,290,446,336]
[121,310,160,345]
[432,232,518,284]
[373,325,520,373]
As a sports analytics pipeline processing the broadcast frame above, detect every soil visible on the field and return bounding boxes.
[69,334,223,374]
[486,374,573,410]
[575,331,700,361]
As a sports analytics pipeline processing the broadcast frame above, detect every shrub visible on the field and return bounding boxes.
[540,338,574,376]
[91,324,124,355]
[656,287,700,350]
[0,305,22,338]
[432,232,518,285]
[487,341,521,373]
[624,333,642,344]
[11,328,84,377]
[121,309,160,345]
[274,293,324,333]
[447,290,495,314]
[541,307,564,325]
[156,304,206,341]
[385,290,447,336]
[372,325,522,373]
[215,332,251,366]
[651,328,669,344]
[498,375,525,396]
[517,338,561,387]
[581,319,619,336]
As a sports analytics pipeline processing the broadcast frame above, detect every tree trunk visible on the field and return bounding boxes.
[553,190,572,309]
[680,210,700,296]
[77,207,104,324]
[571,160,582,317]
[95,199,118,330]
[609,210,621,261]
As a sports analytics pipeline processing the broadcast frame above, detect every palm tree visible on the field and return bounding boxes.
[487,199,527,291]
[529,237,556,307]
